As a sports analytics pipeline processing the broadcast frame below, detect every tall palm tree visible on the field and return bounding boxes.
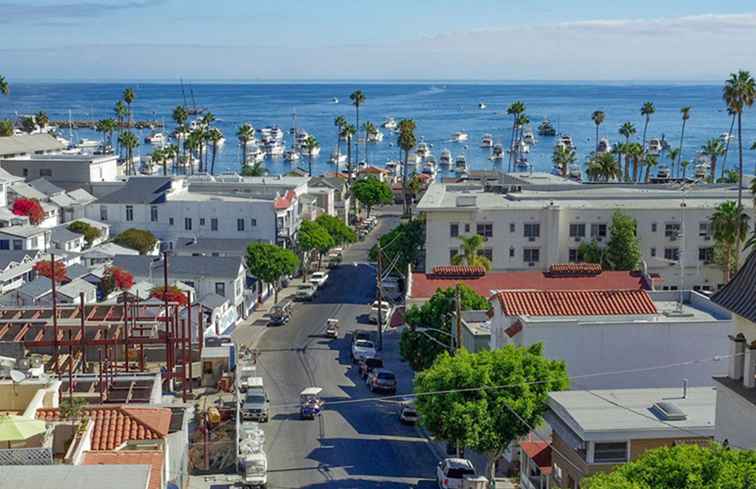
[625,142,644,182]
[451,235,492,271]
[398,119,417,217]
[122,87,135,129]
[721,108,737,176]
[677,106,691,176]
[506,101,526,170]
[666,148,680,178]
[0,75,8,96]
[35,111,49,130]
[151,148,165,176]
[711,200,750,282]
[96,118,117,147]
[334,115,347,162]
[643,154,658,183]
[640,101,655,153]
[363,121,377,165]
[172,105,188,166]
[591,110,605,151]
[619,122,637,181]
[701,138,726,182]
[118,131,139,175]
[552,145,576,177]
[680,159,690,180]
[114,101,128,155]
[587,152,619,182]
[723,70,755,214]
[241,161,266,177]
[349,90,365,163]
[165,144,179,175]
[207,127,224,175]
[236,123,254,168]
[302,135,319,176]
[341,124,357,217]
[514,113,530,163]
[200,112,216,171]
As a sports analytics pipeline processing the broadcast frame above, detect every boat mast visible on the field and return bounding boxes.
[180,78,188,108]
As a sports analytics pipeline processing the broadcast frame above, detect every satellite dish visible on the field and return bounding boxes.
[10,369,26,383]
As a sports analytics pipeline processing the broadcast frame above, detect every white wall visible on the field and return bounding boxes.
[715,384,756,449]
[1,155,118,184]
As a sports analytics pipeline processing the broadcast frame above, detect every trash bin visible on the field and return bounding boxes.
[462,475,489,489]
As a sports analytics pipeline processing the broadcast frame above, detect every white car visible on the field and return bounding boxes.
[436,458,476,489]
[369,300,392,325]
[351,339,377,363]
[295,284,317,301]
[310,271,329,288]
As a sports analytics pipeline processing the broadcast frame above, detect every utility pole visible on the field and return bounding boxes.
[455,284,462,352]
[51,253,59,375]
[376,244,384,351]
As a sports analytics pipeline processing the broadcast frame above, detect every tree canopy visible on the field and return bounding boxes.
[415,345,569,484]
[12,198,45,225]
[583,444,756,489]
[113,228,158,255]
[605,211,642,271]
[315,214,356,245]
[298,220,335,256]
[369,219,425,274]
[245,243,300,302]
[101,266,134,297]
[67,221,102,247]
[352,176,393,217]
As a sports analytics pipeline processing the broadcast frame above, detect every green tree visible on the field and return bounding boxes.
[67,221,102,248]
[59,397,87,421]
[677,106,691,176]
[591,110,605,152]
[363,121,376,164]
[401,284,489,371]
[625,142,644,182]
[302,135,319,176]
[297,220,335,273]
[118,131,139,175]
[552,145,576,177]
[96,118,117,147]
[172,105,188,166]
[352,176,393,217]
[587,151,619,182]
[0,120,13,137]
[711,200,750,282]
[398,119,417,216]
[207,127,224,175]
[0,75,8,96]
[415,345,569,484]
[643,153,658,183]
[334,115,347,162]
[236,122,254,168]
[506,101,526,171]
[583,444,756,489]
[35,111,49,130]
[451,235,492,270]
[619,121,637,181]
[315,214,356,244]
[245,243,300,302]
[340,123,357,215]
[113,228,157,255]
[606,211,642,271]
[723,70,755,214]
[20,116,36,134]
[122,87,135,129]
[640,101,655,153]
[680,159,690,180]
[718,168,739,184]
[240,161,266,177]
[577,240,605,264]
[350,90,366,163]
[369,219,425,274]
[701,138,726,182]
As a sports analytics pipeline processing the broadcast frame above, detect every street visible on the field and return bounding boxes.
[235,212,439,489]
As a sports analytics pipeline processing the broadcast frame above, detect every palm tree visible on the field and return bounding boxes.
[506,101,526,170]
[640,101,655,153]
[552,145,576,177]
[625,142,644,182]
[711,200,750,282]
[241,161,266,177]
[95,118,117,147]
[118,131,139,175]
[677,106,691,176]
[165,144,179,174]
[349,90,365,163]
[172,105,188,166]
[514,113,530,163]
[643,154,658,183]
[341,124,357,213]
[721,108,737,176]
[0,121,13,137]
[680,160,690,180]
[666,148,680,178]
[363,121,377,165]
[35,111,49,131]
[302,135,319,176]
[200,112,216,171]
[150,148,165,175]
[114,101,128,154]
[701,138,726,182]
[587,152,619,182]
[207,127,224,175]
[122,87,135,129]
[334,115,347,162]
[0,75,8,96]
[723,70,755,215]
[451,235,492,271]
[398,119,417,217]
[591,110,605,151]
[619,122,637,181]
[236,123,254,167]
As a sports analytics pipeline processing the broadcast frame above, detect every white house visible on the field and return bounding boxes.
[0,133,66,159]
[50,225,85,253]
[0,250,43,294]
[0,225,50,251]
[489,288,733,389]
[1,153,119,185]
[418,178,754,291]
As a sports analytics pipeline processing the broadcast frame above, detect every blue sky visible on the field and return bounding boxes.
[2,0,755,81]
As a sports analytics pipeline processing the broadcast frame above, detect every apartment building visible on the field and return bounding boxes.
[418,178,754,290]
[1,153,119,185]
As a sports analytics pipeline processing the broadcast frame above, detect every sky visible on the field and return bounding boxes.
[2,0,756,81]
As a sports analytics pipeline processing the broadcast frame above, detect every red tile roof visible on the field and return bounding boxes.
[359,166,389,174]
[37,406,171,450]
[431,266,487,278]
[85,450,164,489]
[273,190,297,210]
[495,289,657,317]
[520,441,552,475]
[410,270,651,300]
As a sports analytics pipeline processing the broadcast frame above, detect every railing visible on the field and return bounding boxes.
[0,446,53,465]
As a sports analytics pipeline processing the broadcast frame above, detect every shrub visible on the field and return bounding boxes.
[67,221,102,247]
[113,228,157,255]
[12,198,45,225]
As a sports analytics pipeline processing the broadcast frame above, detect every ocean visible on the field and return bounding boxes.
[2,82,754,177]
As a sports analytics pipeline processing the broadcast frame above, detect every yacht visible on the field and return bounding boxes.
[382,117,398,130]
[537,119,557,137]
[568,163,582,180]
[596,138,612,154]
[439,149,452,166]
[480,134,494,149]
[556,135,576,151]
[720,132,735,145]
[451,131,469,143]
[368,130,384,143]
[384,160,402,177]
[417,142,431,159]
[294,129,310,147]
[246,144,265,163]
[332,97,339,104]
[329,150,347,165]
[454,154,468,174]
[77,138,100,150]
[522,128,536,145]
[265,141,285,156]
[422,159,437,176]
[284,149,300,162]
[656,165,671,180]
[271,126,285,141]
[647,138,663,156]
[694,158,710,180]
[489,144,504,161]
[145,132,166,145]
[478,102,487,110]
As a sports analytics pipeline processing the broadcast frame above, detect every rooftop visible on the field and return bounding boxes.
[0,250,40,270]
[174,237,251,255]
[50,225,82,244]
[0,224,49,238]
[520,440,552,475]
[495,289,658,317]
[9,181,48,200]
[95,177,173,204]
[112,254,244,280]
[711,251,756,323]
[84,450,164,489]
[2,464,151,489]
[0,133,65,157]
[28,178,64,195]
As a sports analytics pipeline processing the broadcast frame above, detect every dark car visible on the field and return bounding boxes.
[367,368,397,394]
[358,357,384,380]
[268,300,293,326]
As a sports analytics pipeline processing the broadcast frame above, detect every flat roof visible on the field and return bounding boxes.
[0,134,65,157]
[548,387,716,440]
[2,464,150,489]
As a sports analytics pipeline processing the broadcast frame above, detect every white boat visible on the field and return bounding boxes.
[368,130,384,143]
[439,149,452,166]
[568,163,582,180]
[514,140,530,154]
[422,160,436,176]
[265,141,285,156]
[489,144,504,161]
[480,134,494,148]
[647,138,663,156]
[557,135,575,151]
[246,144,265,163]
[332,97,339,104]
[656,165,671,180]
[522,128,536,145]
[478,102,487,109]
[384,160,402,177]
[417,142,431,159]
[596,138,612,154]
[78,138,100,149]
[145,132,166,145]
[382,117,398,130]
[284,149,300,162]
[452,131,469,143]
[329,150,347,165]
[454,154,467,173]
[719,132,735,145]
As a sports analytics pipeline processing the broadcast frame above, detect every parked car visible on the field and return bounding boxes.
[369,300,392,324]
[399,401,419,424]
[241,388,270,422]
[367,368,397,394]
[295,284,317,301]
[351,339,377,363]
[352,330,371,344]
[310,271,329,288]
[436,458,476,489]
[358,356,384,379]
[268,300,293,326]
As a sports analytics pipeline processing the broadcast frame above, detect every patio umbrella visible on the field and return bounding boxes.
[0,415,47,448]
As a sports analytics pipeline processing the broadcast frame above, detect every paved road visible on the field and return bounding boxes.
[244,213,439,489]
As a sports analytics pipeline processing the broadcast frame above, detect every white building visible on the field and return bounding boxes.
[0,134,66,159]
[0,225,50,251]
[489,288,733,389]
[418,178,754,291]
[1,153,119,185]
[0,250,43,294]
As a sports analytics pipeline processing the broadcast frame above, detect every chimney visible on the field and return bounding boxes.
[682,378,688,399]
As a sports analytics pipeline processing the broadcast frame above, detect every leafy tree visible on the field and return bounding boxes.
[352,176,393,217]
[96,118,117,147]
[401,284,489,371]
[415,345,569,484]
[618,121,637,181]
[35,111,49,130]
[150,285,188,305]
[605,211,641,271]
[34,259,68,283]
[67,221,102,248]
[711,200,750,281]
[245,243,300,302]
[101,266,134,298]
[583,444,756,489]
[21,116,36,134]
[451,235,492,270]
[701,137,726,181]
[237,122,254,167]
[113,228,158,255]
[297,220,335,273]
[240,161,266,177]
[0,120,13,137]
[11,197,45,224]
[315,214,356,245]
[0,75,8,96]
[591,110,605,151]
[59,397,87,420]
[718,168,739,184]
[552,145,576,177]
[369,219,424,274]
[118,130,139,175]
[577,240,605,264]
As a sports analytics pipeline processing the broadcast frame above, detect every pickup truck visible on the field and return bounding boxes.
[295,284,317,301]
[351,339,377,363]
[309,271,329,288]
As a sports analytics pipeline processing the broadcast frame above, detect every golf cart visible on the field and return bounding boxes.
[325,318,339,338]
[300,387,323,419]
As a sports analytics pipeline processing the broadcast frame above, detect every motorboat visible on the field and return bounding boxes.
[489,144,504,161]
[452,131,469,143]
[480,134,494,148]
[656,165,671,180]
[596,138,612,154]
[478,102,487,109]
[556,135,575,151]
[367,130,384,143]
[537,119,557,136]
[694,157,710,179]
[246,144,265,163]
[284,149,300,162]
[265,141,285,156]
[416,142,431,159]
[422,159,436,176]
[382,117,398,130]
[454,154,467,173]
[329,150,347,165]
[145,132,166,145]
[720,132,735,145]
[522,128,536,145]
[384,160,402,177]
[78,138,100,150]
[294,129,310,147]
[568,163,582,180]
[647,138,663,156]
[439,149,452,166]
[332,97,339,104]
[271,126,285,141]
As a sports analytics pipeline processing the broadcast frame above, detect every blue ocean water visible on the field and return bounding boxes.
[2,82,754,177]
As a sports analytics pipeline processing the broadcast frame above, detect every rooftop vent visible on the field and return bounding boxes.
[456,195,477,207]
[651,401,687,421]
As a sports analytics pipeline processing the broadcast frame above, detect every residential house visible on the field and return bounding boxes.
[0,225,50,251]
[519,440,553,489]
[50,225,85,253]
[27,178,95,221]
[357,165,391,183]
[544,387,715,489]
[0,250,43,294]
[0,133,65,159]
[450,310,492,353]
[174,237,251,257]
[313,174,351,224]
[79,241,137,267]
[6,180,61,227]
[14,276,97,305]
[1,153,119,185]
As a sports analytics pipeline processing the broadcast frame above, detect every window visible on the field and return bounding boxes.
[590,223,607,239]
[237,218,245,232]
[150,206,158,222]
[699,247,714,263]
[185,218,192,231]
[211,218,218,231]
[476,223,493,238]
[200,218,205,226]
[215,282,226,297]
[665,223,681,238]
[509,247,515,258]
[699,222,712,238]
[523,223,540,239]
[651,222,658,232]
[125,205,134,222]
[251,218,257,227]
[523,248,540,263]
[100,205,108,221]
[569,223,586,238]
[569,248,578,262]
[450,223,459,237]
[664,247,680,261]
[464,223,470,233]
[594,442,628,463]
[39,169,52,177]
[30,237,38,248]
[650,247,656,257]
[12,239,22,250]
[450,249,458,262]
[0,240,8,250]
[478,248,493,261]
[169,217,174,226]
[22,169,28,177]
[509,223,516,233]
